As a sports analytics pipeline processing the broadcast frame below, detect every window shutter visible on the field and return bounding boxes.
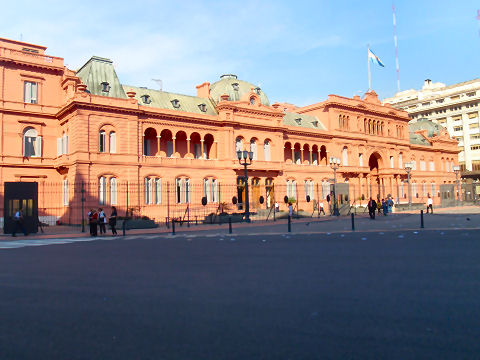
[31,82,37,103]
[57,138,62,156]
[65,135,69,154]
[24,82,31,103]
[109,132,116,153]
[36,136,42,157]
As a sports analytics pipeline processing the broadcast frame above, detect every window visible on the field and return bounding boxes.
[295,118,302,125]
[322,181,330,200]
[62,179,69,206]
[286,180,297,199]
[454,126,463,132]
[110,178,117,205]
[469,123,479,129]
[194,143,202,159]
[99,130,106,152]
[250,139,257,160]
[24,81,38,104]
[203,178,218,203]
[167,141,173,157]
[145,177,161,205]
[109,131,116,153]
[342,147,348,166]
[198,103,207,112]
[429,161,435,171]
[141,95,151,104]
[171,99,180,108]
[254,87,261,95]
[420,160,426,171]
[423,183,428,197]
[176,177,190,204]
[471,145,480,150]
[400,182,405,198]
[412,182,418,198]
[99,176,106,205]
[359,153,363,167]
[304,180,314,200]
[235,137,243,153]
[431,183,436,197]
[101,82,110,93]
[264,140,271,161]
[23,128,41,157]
[232,83,239,91]
[312,151,318,165]
[57,133,69,156]
[390,156,394,168]
[250,97,255,105]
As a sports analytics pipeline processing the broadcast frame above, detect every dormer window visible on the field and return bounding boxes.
[295,118,302,125]
[171,99,180,108]
[141,95,151,104]
[250,97,256,105]
[101,82,111,93]
[254,87,261,95]
[198,103,207,112]
[312,120,318,127]
[232,83,239,91]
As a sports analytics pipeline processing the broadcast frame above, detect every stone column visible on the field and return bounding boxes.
[291,148,294,163]
[201,139,205,159]
[318,150,321,166]
[214,141,218,159]
[156,135,161,156]
[142,134,145,156]
[172,137,176,158]
[309,150,312,165]
[186,138,191,157]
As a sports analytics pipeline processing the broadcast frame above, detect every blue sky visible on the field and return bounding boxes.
[2,0,479,105]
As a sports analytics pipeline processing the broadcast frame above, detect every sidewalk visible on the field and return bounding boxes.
[1,205,479,241]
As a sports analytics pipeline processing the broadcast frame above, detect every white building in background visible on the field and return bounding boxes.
[384,79,480,172]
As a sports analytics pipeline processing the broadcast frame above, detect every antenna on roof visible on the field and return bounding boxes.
[152,79,163,91]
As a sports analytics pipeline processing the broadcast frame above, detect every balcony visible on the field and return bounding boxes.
[0,47,64,69]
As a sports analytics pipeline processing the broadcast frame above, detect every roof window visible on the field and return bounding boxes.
[198,103,207,112]
[254,87,261,95]
[295,118,302,125]
[312,120,318,127]
[141,95,151,104]
[101,82,111,93]
[171,99,180,108]
[232,83,239,91]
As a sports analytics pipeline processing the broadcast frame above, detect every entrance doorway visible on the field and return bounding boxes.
[265,178,274,208]
[251,178,260,208]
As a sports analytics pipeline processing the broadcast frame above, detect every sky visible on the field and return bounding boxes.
[2,0,479,106]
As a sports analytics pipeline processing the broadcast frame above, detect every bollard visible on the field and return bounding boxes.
[229,216,232,234]
[420,210,424,229]
[288,215,291,233]
[122,219,126,236]
[351,213,355,231]
[172,219,176,235]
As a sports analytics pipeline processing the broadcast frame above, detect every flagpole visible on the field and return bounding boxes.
[368,45,371,91]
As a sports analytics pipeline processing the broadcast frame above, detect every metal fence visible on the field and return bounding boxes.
[0,180,474,228]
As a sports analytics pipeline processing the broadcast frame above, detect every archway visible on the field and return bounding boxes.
[368,152,383,200]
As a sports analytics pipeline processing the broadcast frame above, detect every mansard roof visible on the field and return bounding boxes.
[283,112,326,130]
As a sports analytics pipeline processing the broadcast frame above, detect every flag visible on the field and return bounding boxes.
[368,48,385,67]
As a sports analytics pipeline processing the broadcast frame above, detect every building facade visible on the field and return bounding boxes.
[384,79,480,173]
[0,38,459,225]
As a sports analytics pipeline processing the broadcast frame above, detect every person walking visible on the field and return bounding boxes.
[368,197,377,219]
[288,202,293,218]
[98,208,106,235]
[109,206,117,235]
[426,195,433,214]
[382,199,388,216]
[319,201,325,215]
[12,208,27,237]
[377,200,382,215]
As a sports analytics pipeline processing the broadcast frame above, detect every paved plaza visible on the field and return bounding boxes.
[0,209,479,359]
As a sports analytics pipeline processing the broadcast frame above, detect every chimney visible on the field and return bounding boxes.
[196,82,210,98]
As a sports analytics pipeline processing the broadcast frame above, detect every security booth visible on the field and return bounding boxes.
[330,183,350,215]
[4,182,38,234]
[439,184,455,207]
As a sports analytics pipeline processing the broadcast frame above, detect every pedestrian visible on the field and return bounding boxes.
[377,199,382,215]
[319,200,325,215]
[426,195,433,214]
[275,202,279,213]
[288,202,293,218]
[368,197,377,219]
[12,208,27,237]
[98,208,106,234]
[387,197,394,214]
[109,206,117,235]
[89,208,98,236]
[382,199,387,216]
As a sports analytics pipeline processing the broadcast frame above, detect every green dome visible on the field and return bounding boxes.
[210,74,270,106]
[409,118,445,137]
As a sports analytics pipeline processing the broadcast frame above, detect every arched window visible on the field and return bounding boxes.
[322,180,330,200]
[110,177,117,205]
[342,147,348,166]
[23,128,41,157]
[304,180,314,200]
[145,177,161,204]
[412,182,418,198]
[250,139,257,160]
[109,131,116,153]
[398,153,403,169]
[286,179,297,200]
[203,178,218,203]
[99,130,106,153]
[235,137,243,153]
[99,176,106,205]
[359,153,363,167]
[264,140,271,161]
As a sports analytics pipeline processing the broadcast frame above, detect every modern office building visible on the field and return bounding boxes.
[384,79,480,173]
[0,37,459,226]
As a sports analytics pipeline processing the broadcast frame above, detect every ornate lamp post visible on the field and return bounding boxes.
[329,156,341,216]
[404,162,413,209]
[237,150,254,222]
[453,165,461,204]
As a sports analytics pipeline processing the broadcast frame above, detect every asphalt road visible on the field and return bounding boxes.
[0,230,479,359]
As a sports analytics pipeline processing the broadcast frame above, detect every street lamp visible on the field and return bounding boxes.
[237,150,254,222]
[329,156,341,216]
[453,165,461,204]
[404,162,413,209]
